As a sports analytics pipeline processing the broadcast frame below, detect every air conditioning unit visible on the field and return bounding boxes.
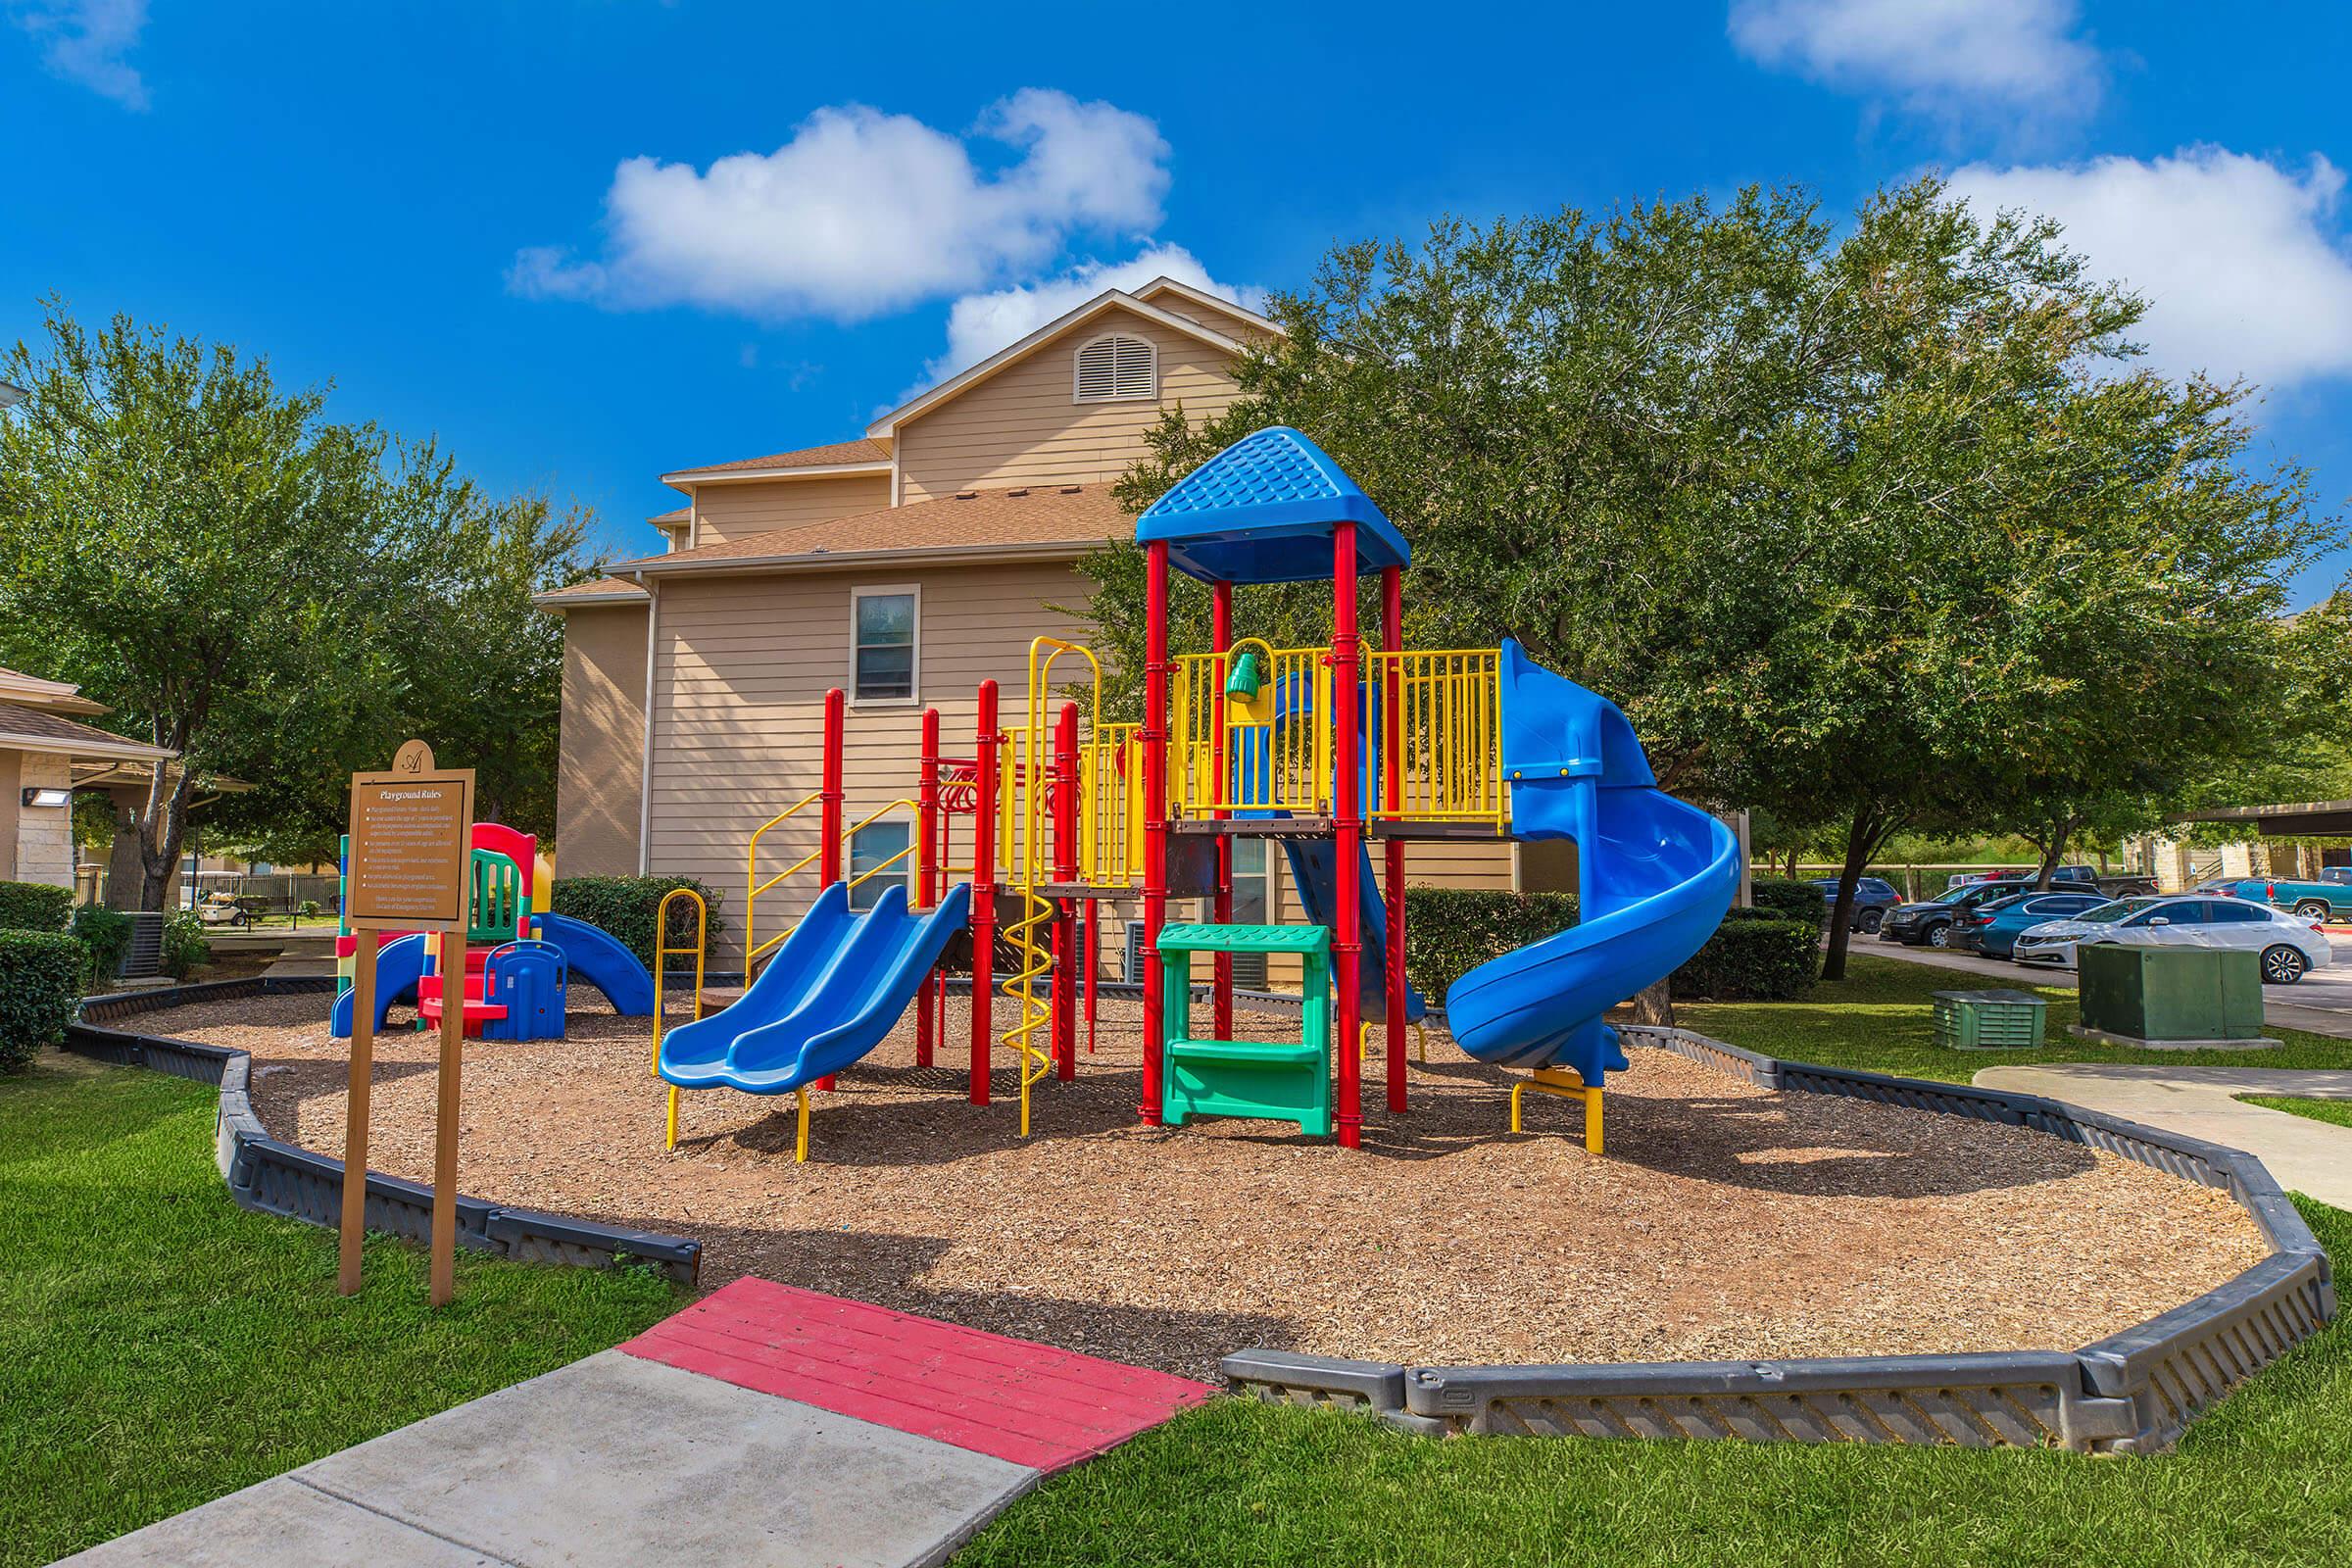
[1123,919,1147,983]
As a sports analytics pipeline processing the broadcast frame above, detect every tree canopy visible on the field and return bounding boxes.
[1091,179,2340,976]
[0,302,594,906]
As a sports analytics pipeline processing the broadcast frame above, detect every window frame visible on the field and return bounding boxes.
[847,819,912,911]
[1072,332,1158,404]
[848,583,921,708]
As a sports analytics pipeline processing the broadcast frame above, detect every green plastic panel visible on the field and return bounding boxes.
[1158,937,1332,1137]
[1156,922,1332,956]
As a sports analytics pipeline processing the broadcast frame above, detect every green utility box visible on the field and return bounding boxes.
[1157,922,1331,1137]
[2076,944,2267,1043]
[1932,989,2049,1050]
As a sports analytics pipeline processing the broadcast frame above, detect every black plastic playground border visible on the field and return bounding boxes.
[1224,1024,2339,1455]
[62,976,702,1285]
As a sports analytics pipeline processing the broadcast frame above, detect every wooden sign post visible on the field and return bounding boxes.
[340,739,474,1305]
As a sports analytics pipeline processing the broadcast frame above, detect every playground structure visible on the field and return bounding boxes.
[331,822,658,1040]
[662,425,1740,1156]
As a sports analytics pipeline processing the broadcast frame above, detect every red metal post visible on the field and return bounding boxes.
[915,706,941,1068]
[815,685,846,1092]
[1083,898,1098,1054]
[1210,580,1235,1039]
[1332,524,1364,1149]
[1382,565,1407,1113]
[1052,701,1080,1082]
[971,681,999,1105]
[1139,540,1171,1126]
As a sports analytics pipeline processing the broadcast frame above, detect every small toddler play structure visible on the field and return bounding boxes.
[330,822,657,1040]
[660,426,1739,1156]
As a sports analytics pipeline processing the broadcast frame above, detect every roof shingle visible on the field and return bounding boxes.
[614,485,1133,573]
[664,438,890,480]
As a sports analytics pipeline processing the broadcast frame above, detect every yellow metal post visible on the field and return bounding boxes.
[1510,1066,1603,1154]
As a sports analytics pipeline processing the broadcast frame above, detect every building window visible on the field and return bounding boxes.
[848,821,910,910]
[851,586,917,703]
[1073,333,1156,403]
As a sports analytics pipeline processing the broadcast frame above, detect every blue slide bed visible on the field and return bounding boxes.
[1444,642,1739,1088]
[660,881,971,1097]
[532,910,656,1016]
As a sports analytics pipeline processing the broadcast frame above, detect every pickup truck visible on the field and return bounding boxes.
[1948,866,2157,899]
[2230,877,2352,920]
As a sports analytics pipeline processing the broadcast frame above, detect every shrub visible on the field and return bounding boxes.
[1749,876,1829,929]
[160,911,211,979]
[0,929,82,1068]
[1400,888,1578,1000]
[297,898,321,917]
[0,880,73,934]
[1670,909,1820,1002]
[549,876,727,972]
[68,904,133,985]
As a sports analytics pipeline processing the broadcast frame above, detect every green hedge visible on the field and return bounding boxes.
[549,876,727,972]
[1401,888,1817,1006]
[68,905,132,986]
[1669,908,1820,1002]
[1750,877,1828,929]
[0,881,73,934]
[1400,888,1579,999]
[160,912,210,980]
[0,929,82,1069]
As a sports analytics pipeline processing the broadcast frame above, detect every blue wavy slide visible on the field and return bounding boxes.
[1444,642,1739,1088]
[532,910,656,1015]
[659,880,972,1096]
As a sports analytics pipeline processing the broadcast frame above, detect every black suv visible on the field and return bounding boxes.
[1807,876,1902,934]
[1879,879,2034,949]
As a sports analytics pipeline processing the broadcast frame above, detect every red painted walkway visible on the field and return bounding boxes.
[621,1279,1212,1473]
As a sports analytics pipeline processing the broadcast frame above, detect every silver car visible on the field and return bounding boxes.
[2013,895,2331,984]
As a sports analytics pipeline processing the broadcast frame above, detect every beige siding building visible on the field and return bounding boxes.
[0,666,175,892]
[541,278,1530,967]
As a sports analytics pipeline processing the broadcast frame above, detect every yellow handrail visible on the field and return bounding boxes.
[745,791,823,970]
[651,887,708,1077]
[746,796,922,972]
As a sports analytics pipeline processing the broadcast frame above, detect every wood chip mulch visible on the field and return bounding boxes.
[141,993,2271,1384]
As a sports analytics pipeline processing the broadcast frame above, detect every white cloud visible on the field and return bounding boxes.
[914,244,1267,390]
[1729,0,2100,117]
[9,0,148,109]
[1949,147,2352,391]
[512,89,1171,322]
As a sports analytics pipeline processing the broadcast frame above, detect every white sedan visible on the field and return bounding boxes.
[2013,895,2331,984]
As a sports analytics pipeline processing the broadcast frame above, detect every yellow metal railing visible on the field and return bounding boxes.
[1366,649,1506,827]
[651,887,708,1077]
[745,795,920,975]
[1078,722,1144,883]
[1170,642,1331,817]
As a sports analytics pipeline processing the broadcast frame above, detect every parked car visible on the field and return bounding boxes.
[1879,879,2039,948]
[1807,875,1902,934]
[1949,891,2115,958]
[1950,865,2155,898]
[2013,895,2331,983]
[2228,877,2352,922]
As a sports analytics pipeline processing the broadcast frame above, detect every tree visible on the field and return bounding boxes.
[1088,181,2338,979]
[0,302,593,904]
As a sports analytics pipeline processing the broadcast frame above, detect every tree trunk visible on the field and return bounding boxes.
[1821,803,1891,983]
[1630,978,1675,1027]
[134,764,198,912]
[2033,817,2076,891]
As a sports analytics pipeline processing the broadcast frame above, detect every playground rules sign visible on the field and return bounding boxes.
[346,740,474,933]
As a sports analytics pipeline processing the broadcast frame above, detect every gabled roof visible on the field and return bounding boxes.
[1136,426,1407,585]
[533,575,653,608]
[661,438,893,486]
[1132,276,1278,336]
[612,485,1131,578]
[0,664,108,716]
[865,286,1248,440]
[650,507,689,528]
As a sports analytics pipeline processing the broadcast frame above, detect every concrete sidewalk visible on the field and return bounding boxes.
[1856,941,2352,1042]
[1974,1062,2352,1209]
[63,1281,1211,1568]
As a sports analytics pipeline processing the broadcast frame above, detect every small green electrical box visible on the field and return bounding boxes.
[2076,945,2267,1043]
[1931,989,2048,1050]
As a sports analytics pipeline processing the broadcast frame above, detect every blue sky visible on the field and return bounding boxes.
[4,1,2349,592]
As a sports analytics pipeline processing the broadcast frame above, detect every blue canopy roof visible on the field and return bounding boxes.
[1133,426,1410,584]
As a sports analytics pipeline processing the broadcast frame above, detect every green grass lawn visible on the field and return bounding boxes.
[1678,952,2352,1083]
[0,1054,683,1568]
[2239,1094,2352,1131]
[958,1200,2351,1567]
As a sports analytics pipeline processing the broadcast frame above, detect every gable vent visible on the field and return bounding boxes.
[1073,333,1156,403]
